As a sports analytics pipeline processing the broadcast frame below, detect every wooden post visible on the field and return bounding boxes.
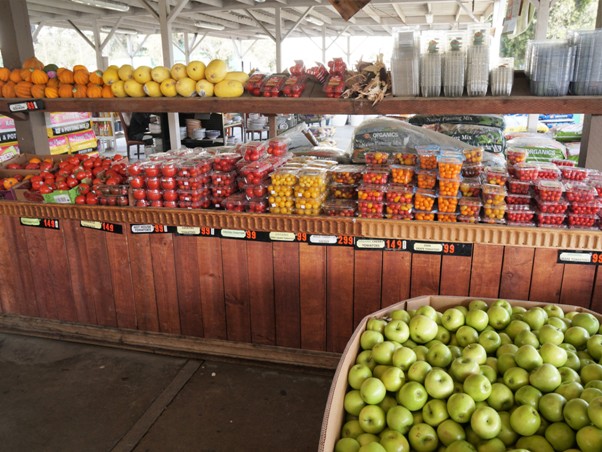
[275,8,282,72]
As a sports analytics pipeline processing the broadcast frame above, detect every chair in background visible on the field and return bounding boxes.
[119,113,146,160]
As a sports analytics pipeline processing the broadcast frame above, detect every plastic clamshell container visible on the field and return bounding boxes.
[364,151,390,166]
[240,160,274,185]
[506,193,533,205]
[507,220,536,227]
[389,165,415,185]
[393,152,417,166]
[322,199,357,217]
[508,178,531,194]
[385,184,414,203]
[240,141,268,162]
[437,212,459,222]
[243,183,269,199]
[281,74,307,98]
[484,166,509,186]
[416,147,439,169]
[458,214,480,223]
[483,204,507,220]
[506,205,536,223]
[294,185,327,199]
[329,165,364,185]
[259,74,288,97]
[160,160,182,177]
[459,197,482,216]
[307,160,339,170]
[414,188,437,211]
[505,148,528,165]
[462,147,484,164]
[480,217,507,225]
[298,169,328,188]
[329,183,357,199]
[535,196,569,214]
[210,170,237,187]
[535,162,561,180]
[535,180,564,202]
[437,194,460,213]
[267,137,291,156]
[361,167,390,185]
[551,158,576,167]
[245,73,267,95]
[268,196,294,214]
[176,174,210,190]
[414,210,436,221]
[140,161,162,178]
[385,202,413,217]
[177,187,210,201]
[416,169,437,189]
[357,183,387,202]
[564,181,597,202]
[570,200,600,215]
[294,196,325,213]
[567,212,598,228]
[513,162,539,182]
[438,177,462,196]
[222,193,247,212]
[270,168,298,186]
[460,178,482,197]
[357,200,384,216]
[212,153,242,172]
[536,211,566,226]
[560,166,589,181]
[210,183,237,198]
[268,184,294,197]
[437,154,464,179]
[385,207,413,220]
[179,158,213,176]
[95,184,128,197]
[246,197,269,213]
[461,162,483,178]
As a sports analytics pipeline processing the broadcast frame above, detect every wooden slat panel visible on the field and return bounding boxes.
[0,217,37,316]
[381,251,412,308]
[299,244,327,351]
[469,244,504,298]
[354,250,383,326]
[246,241,275,345]
[81,228,116,327]
[149,234,181,335]
[529,248,564,303]
[104,229,137,329]
[61,220,96,324]
[560,264,596,309]
[24,226,56,319]
[499,246,535,301]
[173,235,203,337]
[439,255,472,296]
[410,254,442,298]
[326,246,355,353]
[591,267,602,313]
[273,242,300,348]
[126,232,159,332]
[221,239,251,343]
[197,237,227,340]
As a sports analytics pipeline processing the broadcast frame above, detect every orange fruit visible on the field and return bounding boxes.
[28,157,41,164]
[3,177,19,189]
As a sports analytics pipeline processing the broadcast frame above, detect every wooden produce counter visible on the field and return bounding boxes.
[0,202,600,366]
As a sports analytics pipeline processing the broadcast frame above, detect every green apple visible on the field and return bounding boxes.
[448,345,462,359]
[416,305,438,321]
[559,366,581,383]
[413,345,428,362]
[497,411,518,447]
[396,381,428,411]
[424,368,454,399]
[357,432,380,446]
[408,423,438,452]
[469,299,488,311]
[480,364,497,384]
[455,326,479,347]
[389,309,411,323]
[503,366,529,391]
[477,330,501,354]
[406,361,431,384]
[581,387,602,403]
[538,324,564,346]
[492,299,512,314]
[367,318,388,333]
[442,308,465,332]
[360,377,387,404]
[496,353,517,375]
[358,405,386,435]
[413,411,423,425]
[373,365,390,380]
[466,309,489,332]
[498,331,512,345]
[496,343,518,358]
[544,421,576,451]
[514,329,540,348]
[380,366,405,392]
[349,364,373,389]
[544,304,565,318]
[523,307,548,331]
[470,406,501,440]
[385,405,413,434]
[581,362,602,384]
[576,425,602,452]
[587,334,602,361]
[565,326,591,350]
[435,325,451,344]
[378,395,397,414]
[409,315,438,344]
[384,319,410,344]
[379,429,410,452]
[371,341,397,365]
[515,435,555,452]
[361,330,385,350]
[487,305,511,330]
[588,396,602,429]
[447,392,476,423]
[462,343,487,365]
[515,384,542,409]
[487,382,514,411]
[530,363,562,393]
[463,373,492,402]
[342,419,364,438]
[436,419,465,446]
[561,342,578,352]
[565,351,582,371]
[345,389,367,416]
[356,350,377,371]
[565,311,580,321]
[586,380,602,390]
[450,357,480,382]
[515,344,543,371]
[335,437,361,452]
[555,381,584,400]
[563,397,591,430]
[510,404,541,436]
[538,392,568,423]
[391,346,416,370]
[548,316,568,332]
[539,342,568,367]
[426,341,452,368]
[478,438,506,452]
[572,312,600,336]
[422,399,449,427]
[505,319,531,340]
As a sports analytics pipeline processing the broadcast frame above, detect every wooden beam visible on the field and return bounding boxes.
[245,9,275,41]
[137,0,160,19]
[167,0,190,25]
[362,4,382,24]
[67,19,96,49]
[283,6,313,40]
[392,3,407,24]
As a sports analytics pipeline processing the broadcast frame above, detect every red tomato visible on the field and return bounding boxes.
[66,176,79,188]
[129,176,145,189]
[105,177,120,186]
[39,161,54,171]
[39,185,54,194]
[56,181,69,190]
[150,200,163,208]
[78,183,90,195]
[75,195,86,205]
[163,190,178,202]
[133,189,146,200]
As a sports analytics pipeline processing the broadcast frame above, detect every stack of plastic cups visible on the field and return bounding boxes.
[466,26,491,96]
[390,28,420,97]
[420,31,443,97]
[529,40,574,96]
[570,29,602,95]
[443,31,466,97]
[490,57,514,96]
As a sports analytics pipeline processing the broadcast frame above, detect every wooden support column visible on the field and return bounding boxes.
[275,8,282,72]
[0,0,49,154]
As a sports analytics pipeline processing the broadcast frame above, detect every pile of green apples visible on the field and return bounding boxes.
[335,299,602,452]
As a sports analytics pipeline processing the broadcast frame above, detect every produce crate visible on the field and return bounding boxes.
[318,295,602,452]
[42,185,81,204]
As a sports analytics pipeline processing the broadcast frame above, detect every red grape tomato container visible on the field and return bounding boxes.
[564,181,597,202]
[508,178,531,194]
[535,180,564,202]
[329,165,364,185]
[361,167,390,185]
[212,153,242,172]
[535,196,568,213]
[267,136,291,155]
[322,199,357,217]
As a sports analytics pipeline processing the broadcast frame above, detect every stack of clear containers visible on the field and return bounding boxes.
[390,28,420,97]
[420,31,443,97]
[570,29,602,95]
[490,57,514,96]
[528,40,574,96]
[443,31,466,97]
[466,26,491,96]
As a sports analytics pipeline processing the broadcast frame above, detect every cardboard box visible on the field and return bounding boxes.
[0,152,67,175]
[318,295,602,452]
[42,185,81,204]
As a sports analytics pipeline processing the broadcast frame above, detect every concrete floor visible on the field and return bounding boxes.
[0,333,334,452]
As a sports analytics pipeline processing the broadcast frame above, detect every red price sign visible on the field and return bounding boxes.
[443,243,455,254]
[592,253,602,264]
[296,232,308,242]
[337,235,354,246]
[385,239,405,250]
[201,227,212,236]
[246,230,257,240]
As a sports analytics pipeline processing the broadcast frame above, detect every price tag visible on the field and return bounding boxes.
[410,241,472,256]
[355,239,386,250]
[307,235,355,246]
[269,232,297,242]
[384,239,409,251]
[130,224,171,234]
[81,220,122,234]
[558,250,601,265]
[9,99,44,112]
[219,229,270,242]
[20,217,59,230]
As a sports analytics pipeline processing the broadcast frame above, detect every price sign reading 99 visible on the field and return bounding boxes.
[558,250,602,265]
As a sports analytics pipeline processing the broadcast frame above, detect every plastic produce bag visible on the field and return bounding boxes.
[433,123,506,154]
[506,134,568,162]
[409,114,505,130]
[551,123,582,143]
[291,146,352,163]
